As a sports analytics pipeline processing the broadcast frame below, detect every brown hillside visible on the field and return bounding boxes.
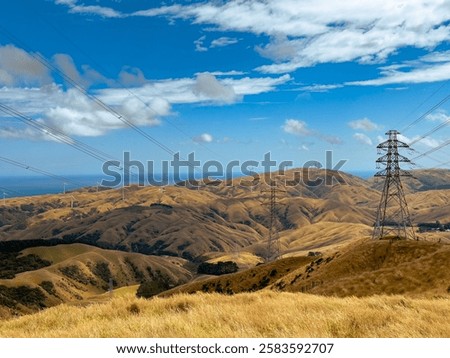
[0,243,193,316]
[275,239,450,297]
[0,169,448,266]
[161,255,315,296]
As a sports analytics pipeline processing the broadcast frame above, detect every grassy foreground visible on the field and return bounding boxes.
[1,291,449,338]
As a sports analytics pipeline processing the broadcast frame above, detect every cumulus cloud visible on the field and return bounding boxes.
[0,45,52,86]
[54,53,82,82]
[1,87,164,139]
[348,118,380,132]
[53,53,110,88]
[118,67,148,86]
[0,44,290,140]
[0,41,291,141]
[193,73,237,103]
[193,133,214,143]
[353,133,373,146]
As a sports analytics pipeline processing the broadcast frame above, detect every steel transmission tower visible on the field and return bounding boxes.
[262,177,286,261]
[373,130,416,240]
[266,182,280,261]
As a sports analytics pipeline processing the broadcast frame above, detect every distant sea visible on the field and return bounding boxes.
[0,170,376,198]
[0,175,103,198]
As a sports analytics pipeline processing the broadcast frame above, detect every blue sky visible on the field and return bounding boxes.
[1,0,450,180]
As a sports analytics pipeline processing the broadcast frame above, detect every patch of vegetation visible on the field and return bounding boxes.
[91,262,112,283]
[90,262,116,290]
[136,280,170,298]
[20,204,35,212]
[136,269,175,298]
[0,252,52,279]
[59,265,97,286]
[197,261,238,276]
[124,258,145,282]
[127,303,140,315]
[258,276,271,289]
[39,281,57,297]
[0,285,47,309]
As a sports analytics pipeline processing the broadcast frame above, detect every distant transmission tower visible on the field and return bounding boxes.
[262,176,285,261]
[267,182,280,261]
[373,130,416,240]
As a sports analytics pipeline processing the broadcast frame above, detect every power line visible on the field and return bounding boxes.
[400,83,449,133]
[411,138,450,162]
[0,26,177,157]
[432,157,450,169]
[407,116,450,147]
[38,17,225,161]
[0,103,114,163]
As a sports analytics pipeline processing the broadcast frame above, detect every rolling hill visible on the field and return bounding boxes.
[0,243,193,317]
[0,168,449,316]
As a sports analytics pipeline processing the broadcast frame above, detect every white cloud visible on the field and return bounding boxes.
[347,61,450,86]
[128,0,450,74]
[299,84,343,93]
[194,36,239,51]
[99,73,290,106]
[1,60,290,141]
[210,37,239,48]
[282,118,343,145]
[193,73,237,103]
[55,0,123,18]
[398,134,441,148]
[53,53,85,87]
[0,45,51,86]
[194,35,208,52]
[282,119,311,136]
[118,67,148,86]
[56,1,450,76]
[348,118,379,132]
[353,133,373,146]
[0,41,291,141]
[222,74,291,95]
[193,133,214,143]
[53,53,111,89]
[206,70,246,76]
[425,110,450,122]
[3,87,164,139]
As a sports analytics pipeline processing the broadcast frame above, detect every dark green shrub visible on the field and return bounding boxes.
[197,261,238,275]
[136,279,170,298]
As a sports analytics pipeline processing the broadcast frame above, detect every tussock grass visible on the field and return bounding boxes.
[0,291,448,338]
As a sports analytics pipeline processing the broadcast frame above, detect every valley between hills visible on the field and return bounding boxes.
[0,168,449,337]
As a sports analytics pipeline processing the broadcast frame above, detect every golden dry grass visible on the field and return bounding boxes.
[0,291,448,338]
